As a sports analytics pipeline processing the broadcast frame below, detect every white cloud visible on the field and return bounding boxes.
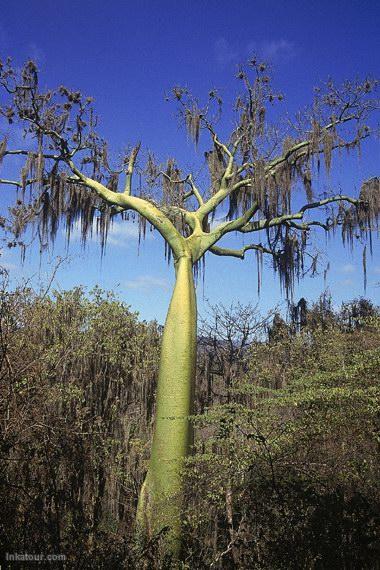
[67,220,154,247]
[213,37,295,69]
[247,39,295,62]
[0,260,17,271]
[0,248,16,265]
[0,249,19,275]
[125,275,169,291]
[261,39,295,61]
[341,263,356,274]
[340,278,354,286]
[106,221,142,246]
[107,220,155,246]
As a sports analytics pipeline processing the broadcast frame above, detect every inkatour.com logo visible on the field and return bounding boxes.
[5,553,66,562]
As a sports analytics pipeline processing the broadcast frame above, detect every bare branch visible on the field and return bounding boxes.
[186,174,204,206]
[0,58,377,280]
[0,178,36,188]
[285,220,331,232]
[159,170,204,207]
[3,149,60,160]
[240,195,360,233]
[266,114,359,173]
[123,142,141,195]
[211,202,259,237]
[209,243,273,259]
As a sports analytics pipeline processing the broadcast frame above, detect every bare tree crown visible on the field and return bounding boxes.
[0,57,379,295]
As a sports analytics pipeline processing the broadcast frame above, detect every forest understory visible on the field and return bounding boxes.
[0,283,379,569]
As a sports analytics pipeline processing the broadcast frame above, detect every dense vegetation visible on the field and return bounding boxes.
[0,280,379,569]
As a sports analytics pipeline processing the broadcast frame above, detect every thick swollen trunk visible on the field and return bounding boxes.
[136,255,197,557]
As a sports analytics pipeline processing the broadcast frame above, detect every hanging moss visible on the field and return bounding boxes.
[205,147,226,195]
[185,105,202,146]
[310,120,321,154]
[256,248,263,295]
[162,158,184,207]
[323,131,335,174]
[108,172,119,193]
[359,177,380,231]
[0,57,378,305]
[303,167,313,202]
[0,137,7,165]
[253,159,266,210]
[138,214,147,247]
[272,228,308,299]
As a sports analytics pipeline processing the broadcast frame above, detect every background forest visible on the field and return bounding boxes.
[0,276,379,569]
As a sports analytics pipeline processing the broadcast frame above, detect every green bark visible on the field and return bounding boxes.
[136,254,197,557]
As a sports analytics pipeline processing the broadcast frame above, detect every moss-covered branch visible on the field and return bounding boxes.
[239,195,360,233]
[209,243,273,259]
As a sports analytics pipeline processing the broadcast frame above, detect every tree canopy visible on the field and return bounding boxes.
[0,57,379,295]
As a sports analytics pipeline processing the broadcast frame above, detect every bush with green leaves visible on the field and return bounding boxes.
[184,300,380,569]
[0,288,379,568]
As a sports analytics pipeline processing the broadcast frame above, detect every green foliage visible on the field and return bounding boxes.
[184,301,380,568]
[0,289,379,568]
[0,285,160,568]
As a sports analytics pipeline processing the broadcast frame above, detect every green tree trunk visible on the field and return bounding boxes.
[136,254,197,557]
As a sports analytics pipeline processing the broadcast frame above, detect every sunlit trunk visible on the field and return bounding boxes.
[136,254,196,558]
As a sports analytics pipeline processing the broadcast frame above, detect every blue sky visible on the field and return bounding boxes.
[0,0,379,323]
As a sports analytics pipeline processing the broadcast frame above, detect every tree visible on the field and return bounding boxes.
[185,302,380,568]
[0,283,161,567]
[0,56,379,558]
[198,302,273,407]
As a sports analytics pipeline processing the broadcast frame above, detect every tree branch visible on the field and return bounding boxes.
[198,202,259,257]
[284,219,331,231]
[0,178,25,188]
[3,149,60,160]
[209,243,273,259]
[195,130,242,219]
[64,157,189,259]
[186,173,204,206]
[266,114,359,173]
[160,171,204,207]
[240,195,360,233]
[212,202,259,236]
[196,114,368,221]
[123,142,141,195]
